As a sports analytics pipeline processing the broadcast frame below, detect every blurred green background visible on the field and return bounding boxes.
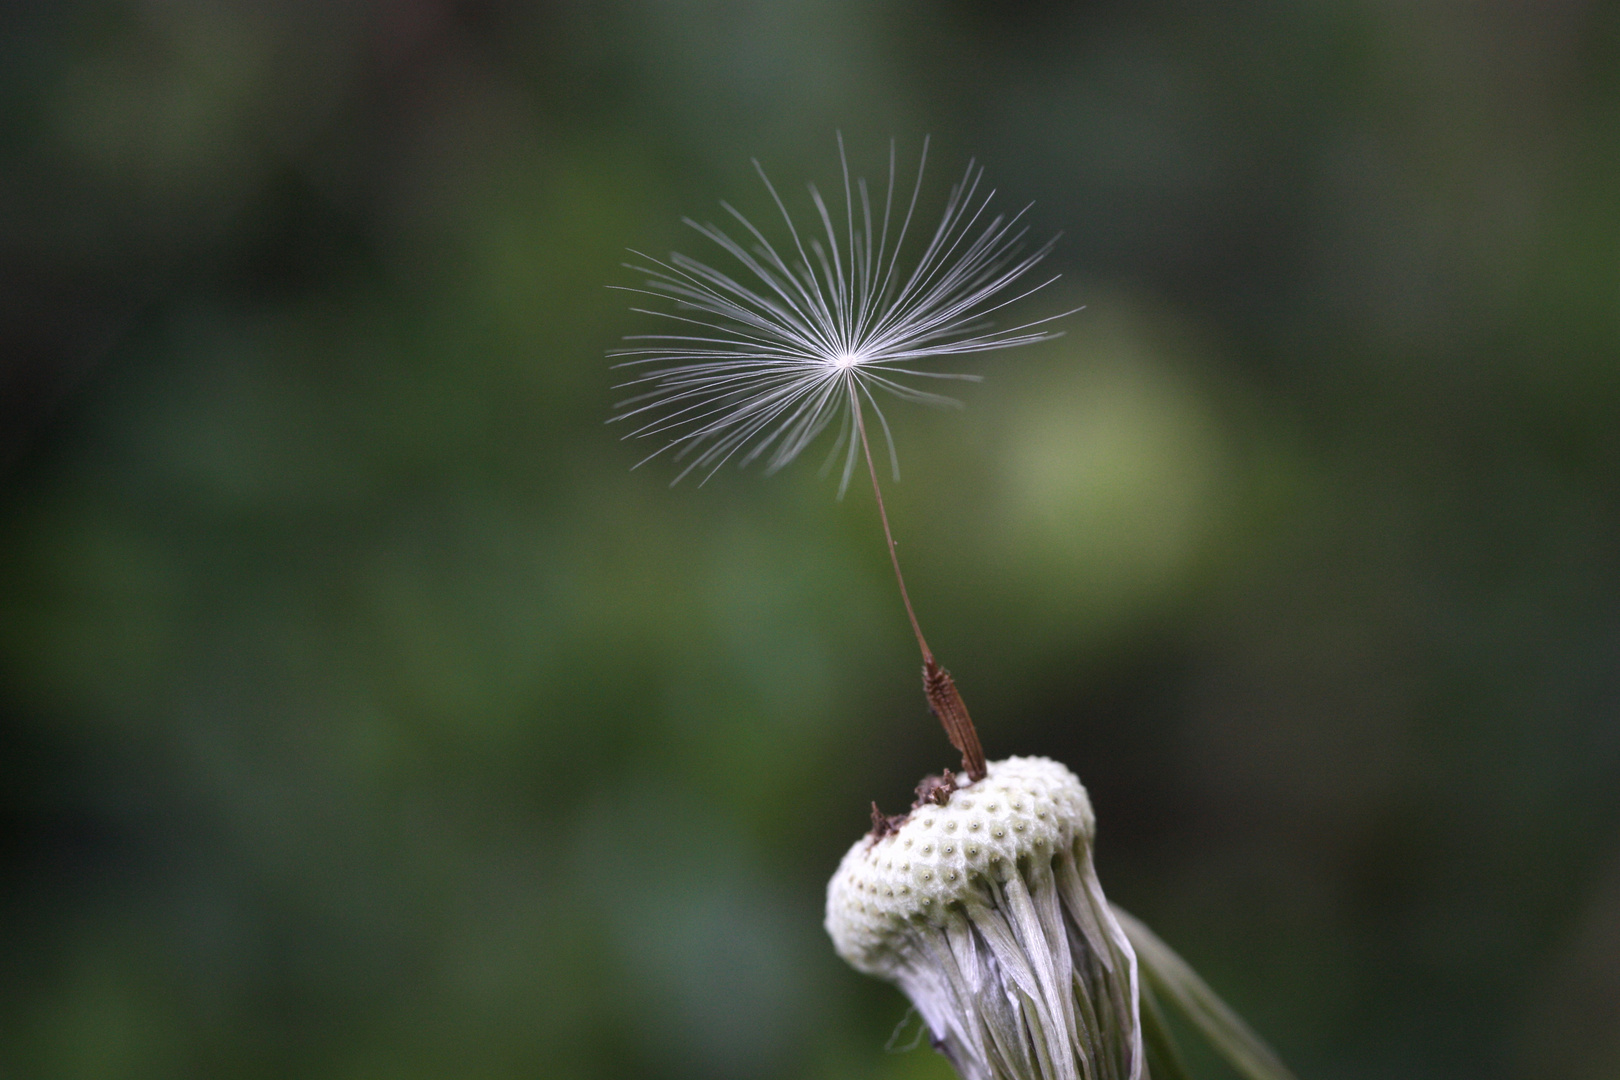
[3,2,1619,1078]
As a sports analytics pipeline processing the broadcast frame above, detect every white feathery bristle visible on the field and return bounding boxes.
[610,137,1075,492]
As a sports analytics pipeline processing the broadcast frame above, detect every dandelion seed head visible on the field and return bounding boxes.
[609,136,1077,492]
[826,757,1143,1080]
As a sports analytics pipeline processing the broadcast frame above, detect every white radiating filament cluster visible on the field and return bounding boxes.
[826,757,1143,1080]
[611,138,1073,491]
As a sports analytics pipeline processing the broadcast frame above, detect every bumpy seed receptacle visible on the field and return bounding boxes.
[826,757,1143,1080]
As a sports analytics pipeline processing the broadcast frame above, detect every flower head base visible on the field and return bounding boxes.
[826,757,1142,1080]
[611,138,1072,491]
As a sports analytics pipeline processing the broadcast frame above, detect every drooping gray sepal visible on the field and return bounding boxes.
[1113,908,1299,1080]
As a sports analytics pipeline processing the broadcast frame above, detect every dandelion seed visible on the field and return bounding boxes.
[609,135,1073,494]
[611,137,1075,783]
